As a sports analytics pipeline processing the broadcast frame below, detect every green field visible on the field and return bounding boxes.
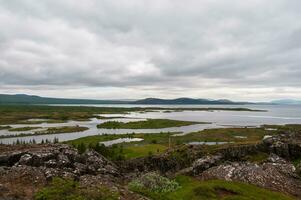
[122,144,168,159]
[66,126,279,160]
[67,127,278,147]
[66,133,172,159]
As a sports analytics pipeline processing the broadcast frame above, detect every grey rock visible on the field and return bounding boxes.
[199,160,301,197]
[191,154,223,175]
[57,154,71,167]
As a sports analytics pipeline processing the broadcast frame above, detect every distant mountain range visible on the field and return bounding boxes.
[0,94,249,105]
[0,94,300,105]
[270,99,301,105]
[133,98,249,105]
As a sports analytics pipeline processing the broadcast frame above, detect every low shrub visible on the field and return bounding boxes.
[129,172,180,193]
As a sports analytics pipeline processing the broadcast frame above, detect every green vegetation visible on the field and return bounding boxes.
[66,126,280,160]
[292,157,301,168]
[35,126,88,134]
[97,119,205,129]
[71,141,168,160]
[122,144,168,159]
[66,132,178,159]
[263,124,301,132]
[8,126,42,132]
[130,175,294,200]
[0,105,264,125]
[15,119,67,125]
[1,126,88,138]
[129,172,180,193]
[243,152,269,163]
[69,127,276,147]
[95,116,127,119]
[185,127,278,144]
[34,177,119,200]
[0,125,11,130]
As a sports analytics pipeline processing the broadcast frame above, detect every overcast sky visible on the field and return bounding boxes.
[0,0,301,101]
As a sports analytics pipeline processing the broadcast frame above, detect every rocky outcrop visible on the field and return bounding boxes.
[120,143,268,174]
[263,131,301,159]
[177,154,223,176]
[197,154,301,197]
[0,144,119,177]
[0,144,121,200]
[1,129,301,199]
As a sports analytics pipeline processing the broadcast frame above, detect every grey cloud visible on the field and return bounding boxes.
[0,0,301,100]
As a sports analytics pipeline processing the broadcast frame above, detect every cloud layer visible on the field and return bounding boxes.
[0,0,301,100]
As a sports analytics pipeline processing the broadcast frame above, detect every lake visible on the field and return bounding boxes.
[1,104,301,144]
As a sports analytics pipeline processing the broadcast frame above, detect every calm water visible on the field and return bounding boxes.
[1,104,301,144]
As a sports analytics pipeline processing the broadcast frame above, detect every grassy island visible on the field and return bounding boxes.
[8,126,42,132]
[0,125,11,130]
[0,126,88,138]
[97,119,206,129]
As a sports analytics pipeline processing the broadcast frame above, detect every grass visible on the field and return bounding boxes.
[183,127,278,144]
[1,126,89,138]
[95,116,128,119]
[0,105,264,125]
[97,119,206,129]
[122,144,168,159]
[66,133,170,159]
[8,126,42,132]
[0,125,11,130]
[35,177,119,200]
[65,126,280,160]
[14,119,67,125]
[263,124,301,132]
[292,157,301,167]
[35,126,89,134]
[243,152,269,163]
[130,175,294,200]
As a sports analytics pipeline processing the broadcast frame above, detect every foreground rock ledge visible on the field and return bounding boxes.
[0,144,146,200]
[1,130,301,199]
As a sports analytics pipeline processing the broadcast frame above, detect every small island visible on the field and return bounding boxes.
[97,119,208,129]
[1,126,89,139]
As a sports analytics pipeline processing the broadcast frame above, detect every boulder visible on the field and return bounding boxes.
[193,155,223,172]
[198,157,301,197]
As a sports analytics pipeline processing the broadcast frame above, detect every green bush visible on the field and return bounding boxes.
[35,177,119,200]
[129,172,180,193]
[151,139,157,144]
